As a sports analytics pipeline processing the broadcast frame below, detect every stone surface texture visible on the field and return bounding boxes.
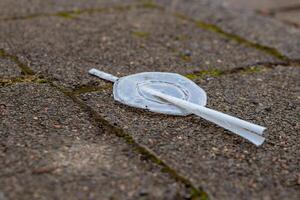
[0,0,299,199]
[154,0,300,60]
[80,66,300,199]
[276,11,300,26]
[0,58,21,78]
[223,0,300,11]
[0,83,188,200]
[0,0,139,19]
[0,8,277,89]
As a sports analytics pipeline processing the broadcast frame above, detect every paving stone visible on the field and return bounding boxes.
[222,0,300,11]
[154,0,300,60]
[276,11,300,26]
[0,83,188,200]
[0,0,138,19]
[0,8,278,89]
[0,57,21,78]
[80,66,300,199]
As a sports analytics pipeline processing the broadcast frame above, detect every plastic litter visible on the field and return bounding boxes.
[89,69,266,146]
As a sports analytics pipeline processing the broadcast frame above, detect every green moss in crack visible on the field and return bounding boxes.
[174,34,189,41]
[56,8,85,19]
[36,78,48,84]
[0,49,6,57]
[135,143,208,200]
[18,62,35,75]
[56,12,76,19]
[179,54,192,62]
[140,2,164,10]
[185,69,223,80]
[55,3,159,20]
[132,31,150,38]
[174,12,189,21]
[184,74,199,80]
[241,66,268,74]
[49,80,210,200]
[174,12,290,62]
[193,21,289,61]
[0,76,47,87]
[191,187,209,200]
[0,49,35,75]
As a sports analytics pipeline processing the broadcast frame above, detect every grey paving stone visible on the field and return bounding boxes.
[222,0,300,11]
[0,83,188,200]
[0,57,21,78]
[0,0,137,19]
[154,0,300,60]
[80,66,300,199]
[0,8,277,89]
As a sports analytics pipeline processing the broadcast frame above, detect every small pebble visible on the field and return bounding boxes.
[183,50,192,57]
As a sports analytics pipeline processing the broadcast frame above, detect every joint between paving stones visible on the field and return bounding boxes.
[1,5,298,196]
[0,45,295,91]
[145,1,300,65]
[184,61,290,80]
[0,49,35,75]
[0,75,47,87]
[2,36,295,200]
[0,2,163,21]
[172,12,293,62]
[70,61,291,95]
[2,50,209,200]
[2,1,300,65]
[49,81,209,200]
[1,2,299,198]
[1,1,300,65]
[1,77,209,200]
[0,60,291,100]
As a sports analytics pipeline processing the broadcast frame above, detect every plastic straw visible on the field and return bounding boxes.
[142,87,266,146]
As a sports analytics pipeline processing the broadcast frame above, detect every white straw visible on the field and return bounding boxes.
[89,68,118,82]
[142,87,266,146]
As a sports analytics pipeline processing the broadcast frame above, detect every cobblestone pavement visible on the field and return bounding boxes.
[1,1,299,200]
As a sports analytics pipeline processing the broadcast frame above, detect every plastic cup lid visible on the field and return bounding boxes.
[113,72,207,116]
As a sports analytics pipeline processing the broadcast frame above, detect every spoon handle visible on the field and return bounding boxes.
[142,87,266,146]
[89,69,119,82]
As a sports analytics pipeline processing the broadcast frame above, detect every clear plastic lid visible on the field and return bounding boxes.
[113,72,207,116]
